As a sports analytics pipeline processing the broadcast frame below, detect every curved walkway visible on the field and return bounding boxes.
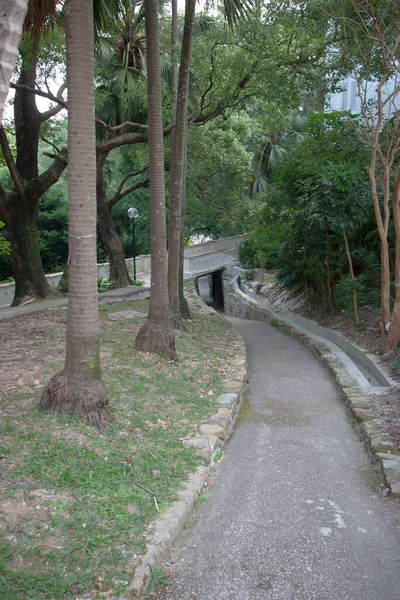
[150,317,400,600]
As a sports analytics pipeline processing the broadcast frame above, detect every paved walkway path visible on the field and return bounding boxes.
[150,317,400,600]
[0,279,151,321]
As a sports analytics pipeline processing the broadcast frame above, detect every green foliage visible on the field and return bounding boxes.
[239,222,281,269]
[335,274,367,318]
[238,238,259,269]
[185,115,253,238]
[241,111,381,315]
[147,566,169,592]
[0,221,10,259]
[37,180,69,274]
[98,278,116,292]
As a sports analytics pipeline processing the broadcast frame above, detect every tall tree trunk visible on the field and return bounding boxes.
[135,0,176,360]
[342,226,359,326]
[41,0,111,427]
[369,159,394,348]
[2,192,54,304]
[326,228,332,312]
[14,59,41,178]
[384,171,400,351]
[170,0,178,108]
[97,175,131,287]
[178,136,191,319]
[0,123,56,304]
[168,0,195,329]
[0,0,28,122]
[0,44,58,305]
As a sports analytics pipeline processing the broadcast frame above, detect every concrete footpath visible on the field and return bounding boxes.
[0,279,151,321]
[150,317,400,600]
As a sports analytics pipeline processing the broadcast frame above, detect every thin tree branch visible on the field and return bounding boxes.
[10,82,68,109]
[113,166,149,200]
[0,125,26,200]
[195,182,242,231]
[28,147,68,200]
[96,118,149,132]
[108,177,150,208]
[190,93,259,126]
[96,126,173,155]
[39,82,68,122]
[41,136,61,154]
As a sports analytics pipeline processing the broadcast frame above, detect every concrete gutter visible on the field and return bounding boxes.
[240,278,393,389]
[128,285,247,598]
[222,274,400,498]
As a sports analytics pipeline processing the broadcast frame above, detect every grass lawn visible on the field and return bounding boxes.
[0,296,242,599]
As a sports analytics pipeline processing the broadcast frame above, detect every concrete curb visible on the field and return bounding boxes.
[222,275,400,498]
[128,286,247,598]
[0,285,150,321]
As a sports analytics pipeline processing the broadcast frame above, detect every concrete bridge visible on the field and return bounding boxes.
[0,235,243,308]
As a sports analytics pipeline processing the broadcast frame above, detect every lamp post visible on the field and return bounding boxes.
[127,207,139,282]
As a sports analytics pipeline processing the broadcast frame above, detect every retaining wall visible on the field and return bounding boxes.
[0,236,243,307]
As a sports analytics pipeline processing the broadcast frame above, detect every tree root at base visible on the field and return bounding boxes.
[180,296,192,321]
[40,373,112,428]
[171,311,187,331]
[135,320,177,361]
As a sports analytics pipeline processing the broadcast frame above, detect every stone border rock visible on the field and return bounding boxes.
[128,284,247,598]
[222,274,400,498]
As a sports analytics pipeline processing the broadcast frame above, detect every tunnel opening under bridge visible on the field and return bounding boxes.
[195,269,225,312]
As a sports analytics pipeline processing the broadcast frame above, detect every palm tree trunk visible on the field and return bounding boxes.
[178,135,191,319]
[135,0,176,360]
[40,0,111,427]
[168,0,195,329]
[0,0,28,123]
[170,0,178,107]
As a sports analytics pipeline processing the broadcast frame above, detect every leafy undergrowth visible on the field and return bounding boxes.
[0,298,240,599]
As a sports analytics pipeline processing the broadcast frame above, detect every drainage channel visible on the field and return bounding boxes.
[196,271,393,391]
[235,277,392,391]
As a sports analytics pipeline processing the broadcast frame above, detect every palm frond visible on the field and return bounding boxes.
[221,0,255,28]
[269,144,287,166]
[252,173,268,195]
[24,0,58,51]
[190,13,214,36]
[94,0,121,32]
[113,64,141,88]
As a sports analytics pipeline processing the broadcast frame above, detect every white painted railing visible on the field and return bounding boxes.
[183,249,227,274]
[184,235,243,257]
[0,235,243,307]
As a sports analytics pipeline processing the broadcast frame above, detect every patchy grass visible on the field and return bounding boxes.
[0,297,240,599]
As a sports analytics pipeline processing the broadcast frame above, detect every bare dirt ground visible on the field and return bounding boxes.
[248,271,400,452]
[0,309,67,400]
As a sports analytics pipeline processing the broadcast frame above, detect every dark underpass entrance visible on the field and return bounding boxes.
[196,269,224,312]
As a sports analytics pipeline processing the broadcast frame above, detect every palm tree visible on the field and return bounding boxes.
[168,0,255,326]
[251,109,308,195]
[135,0,176,360]
[40,0,111,427]
[168,0,196,329]
[0,0,28,122]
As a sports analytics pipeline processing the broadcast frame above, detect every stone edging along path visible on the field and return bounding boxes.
[128,286,247,598]
[222,274,400,500]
